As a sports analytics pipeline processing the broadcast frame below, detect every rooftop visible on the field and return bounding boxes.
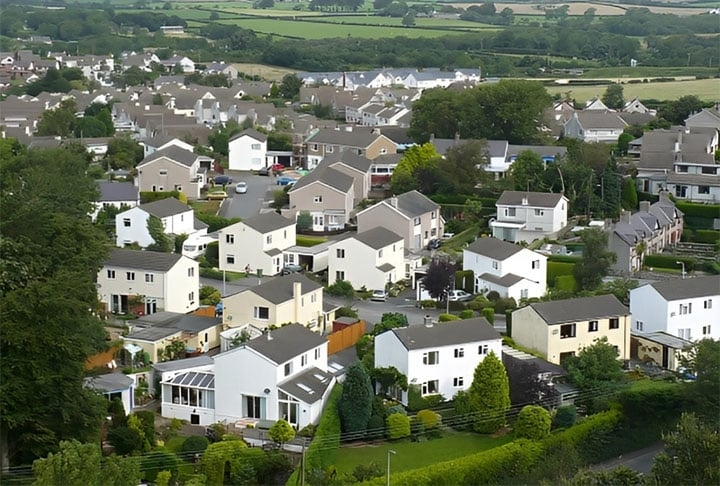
[389,317,500,350]
[104,249,183,272]
[97,181,139,202]
[278,366,334,404]
[643,275,720,301]
[243,323,327,364]
[464,237,526,261]
[247,273,323,305]
[138,145,199,168]
[353,226,403,250]
[527,294,629,324]
[496,191,566,208]
[240,211,294,234]
[139,198,192,218]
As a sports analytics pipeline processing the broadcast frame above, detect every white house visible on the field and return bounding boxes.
[463,237,547,301]
[629,276,720,341]
[159,324,335,428]
[492,191,568,244]
[91,181,140,222]
[97,249,200,315]
[563,111,628,143]
[228,128,268,171]
[84,374,135,416]
[218,212,296,277]
[115,198,207,248]
[374,317,502,405]
[327,227,404,290]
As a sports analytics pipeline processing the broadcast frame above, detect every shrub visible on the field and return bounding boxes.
[614,381,685,423]
[181,435,210,455]
[407,385,443,412]
[416,409,440,430]
[133,411,156,447]
[693,230,720,245]
[459,309,474,319]
[352,462,384,483]
[438,313,460,322]
[482,307,494,324]
[386,404,407,417]
[107,426,143,455]
[505,310,512,337]
[493,297,516,314]
[486,290,500,301]
[676,202,720,219]
[553,405,577,429]
[366,415,385,440]
[543,409,624,464]
[140,191,180,203]
[644,254,696,271]
[141,450,179,483]
[467,295,492,311]
[326,279,355,297]
[419,299,437,308]
[297,423,316,438]
[386,413,411,439]
[335,306,358,318]
[514,405,551,440]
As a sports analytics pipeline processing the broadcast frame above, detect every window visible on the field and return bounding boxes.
[431,211,436,219]
[534,209,544,216]
[254,306,269,320]
[145,273,154,283]
[454,348,464,358]
[636,321,644,331]
[379,148,387,155]
[704,299,713,309]
[698,186,710,194]
[284,363,292,376]
[676,165,688,173]
[311,144,318,151]
[531,260,540,269]
[188,291,194,301]
[301,354,307,366]
[560,323,576,339]
[422,351,439,365]
[335,271,345,281]
[313,195,322,203]
[159,169,167,175]
[588,320,599,332]
[311,293,317,303]
[246,396,262,419]
[378,249,383,258]
[421,380,439,396]
[703,325,712,335]
[107,270,115,279]
[188,267,194,277]
[492,261,498,270]
[266,235,272,244]
[453,377,464,387]
[126,272,135,281]
[609,318,619,329]
[314,348,321,360]
[520,289,528,299]
[679,304,689,315]
[701,166,717,175]
[679,328,692,340]
[431,228,436,237]
[226,234,234,244]
[506,208,516,217]
[414,217,421,226]
[226,255,235,265]
[251,143,261,150]
[478,344,489,355]
[326,146,333,153]
[123,218,131,227]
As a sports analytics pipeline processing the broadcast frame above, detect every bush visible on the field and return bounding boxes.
[297,423,316,438]
[181,435,210,455]
[555,275,577,292]
[439,313,460,322]
[419,299,437,309]
[141,450,179,483]
[553,405,577,429]
[467,295,492,311]
[107,426,143,455]
[482,307,494,324]
[133,411,156,447]
[326,280,355,298]
[407,385,443,412]
[459,309,474,319]
[614,381,686,424]
[493,297,516,314]
[486,290,500,301]
[335,306,358,318]
[386,413,411,439]
[644,254,696,271]
[352,462,384,483]
[514,405,551,440]
[416,409,440,430]
[693,230,720,244]
[366,414,385,440]
[140,191,181,203]
[543,409,624,464]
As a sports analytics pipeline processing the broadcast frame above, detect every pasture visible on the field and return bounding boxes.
[455,2,709,16]
[545,78,720,102]
[233,63,294,80]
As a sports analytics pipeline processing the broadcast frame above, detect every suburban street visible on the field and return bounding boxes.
[218,171,278,219]
[590,443,664,475]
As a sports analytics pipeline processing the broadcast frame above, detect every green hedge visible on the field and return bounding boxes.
[614,381,686,424]
[140,191,181,203]
[555,275,577,292]
[547,262,575,286]
[694,230,720,244]
[683,216,714,230]
[676,202,720,219]
[644,255,697,271]
[548,254,581,263]
[542,409,624,464]
[430,194,498,207]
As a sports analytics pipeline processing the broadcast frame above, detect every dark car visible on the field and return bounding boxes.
[281,264,303,275]
[214,175,233,186]
[258,167,270,176]
[427,238,441,250]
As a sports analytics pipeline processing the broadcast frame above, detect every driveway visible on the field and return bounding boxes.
[218,172,278,219]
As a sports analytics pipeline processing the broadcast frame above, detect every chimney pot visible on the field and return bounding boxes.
[389,196,398,208]
[620,210,631,223]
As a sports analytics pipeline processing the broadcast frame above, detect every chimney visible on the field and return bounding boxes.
[521,197,528,206]
[389,196,398,208]
[424,315,433,328]
[620,210,631,223]
[639,201,651,213]
[294,280,302,319]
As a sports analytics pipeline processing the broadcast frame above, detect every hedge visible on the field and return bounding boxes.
[547,262,575,286]
[555,275,577,292]
[542,409,624,464]
[140,191,181,204]
[613,381,686,424]
[548,254,581,263]
[438,313,460,322]
[644,254,697,271]
[482,307,494,324]
[694,230,720,244]
[676,202,720,219]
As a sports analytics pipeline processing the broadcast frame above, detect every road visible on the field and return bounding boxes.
[590,443,664,475]
[218,171,278,220]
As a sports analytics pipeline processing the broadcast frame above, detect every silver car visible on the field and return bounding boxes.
[234,181,248,194]
[370,289,388,302]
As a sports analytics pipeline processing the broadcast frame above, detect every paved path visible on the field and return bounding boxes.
[590,443,664,475]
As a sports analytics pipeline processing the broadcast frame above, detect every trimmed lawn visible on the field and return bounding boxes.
[190,200,221,216]
[334,430,512,475]
[296,235,328,247]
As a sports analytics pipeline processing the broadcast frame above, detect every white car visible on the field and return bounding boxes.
[447,290,474,302]
[370,289,388,302]
[235,182,248,194]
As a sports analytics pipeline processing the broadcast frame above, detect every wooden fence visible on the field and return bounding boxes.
[326,320,365,355]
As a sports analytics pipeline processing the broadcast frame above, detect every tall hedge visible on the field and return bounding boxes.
[644,254,696,270]
[676,202,720,219]
[547,262,575,286]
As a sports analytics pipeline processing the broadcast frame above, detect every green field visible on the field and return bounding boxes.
[545,78,720,102]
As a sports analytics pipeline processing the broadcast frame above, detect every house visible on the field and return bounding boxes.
[123,312,222,364]
[430,137,509,179]
[630,332,692,372]
[287,166,355,232]
[608,193,684,273]
[91,181,140,222]
[629,275,720,341]
[563,111,628,143]
[370,153,403,188]
[374,317,502,405]
[218,212,296,277]
[158,324,336,428]
[84,374,135,416]
[97,249,199,315]
[142,134,195,158]
[319,151,372,203]
[492,191,568,244]
[115,198,207,249]
[463,237,547,301]
[684,105,720,130]
[501,346,577,406]
[228,128,268,171]
[203,62,239,79]
[327,227,404,290]
[623,97,656,116]
[304,127,396,169]
[584,97,610,111]
[160,55,195,73]
[221,273,329,332]
[511,294,631,366]
[356,191,444,251]
[135,146,209,199]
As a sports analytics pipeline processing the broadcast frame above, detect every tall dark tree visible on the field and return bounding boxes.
[658,95,704,125]
[422,257,456,300]
[278,74,302,100]
[36,98,78,137]
[601,84,624,110]
[679,339,720,422]
[503,357,553,405]
[439,140,489,194]
[510,150,546,192]
[573,228,616,291]
[338,364,373,434]
[1,148,110,466]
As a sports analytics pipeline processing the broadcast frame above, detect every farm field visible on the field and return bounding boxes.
[453,2,709,16]
[545,78,720,102]
[232,63,294,80]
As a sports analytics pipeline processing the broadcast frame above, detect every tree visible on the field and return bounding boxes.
[422,257,456,300]
[199,285,221,305]
[651,413,720,485]
[268,419,295,447]
[569,465,644,485]
[514,405,551,440]
[36,98,77,137]
[296,211,312,231]
[338,364,373,434]
[467,351,510,433]
[510,150,546,192]
[401,10,416,26]
[439,140,489,194]
[146,215,173,252]
[504,358,553,405]
[464,198,484,224]
[573,228,616,291]
[279,74,302,100]
[594,278,638,306]
[107,427,143,456]
[679,339,720,420]
[658,95,704,125]
[565,337,623,389]
[372,312,408,335]
[616,132,634,156]
[390,142,440,194]
[621,177,638,210]
[601,84,624,110]
[104,135,144,171]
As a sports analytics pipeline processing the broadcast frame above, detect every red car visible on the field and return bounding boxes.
[271,163,285,172]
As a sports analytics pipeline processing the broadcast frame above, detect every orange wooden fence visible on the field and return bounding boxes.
[326,320,365,355]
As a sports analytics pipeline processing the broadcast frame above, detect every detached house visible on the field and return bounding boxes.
[320,151,372,203]
[629,275,720,341]
[563,111,628,143]
[115,198,208,249]
[304,127,396,169]
[97,249,199,315]
[228,128,268,171]
[287,166,355,232]
[356,191,443,251]
[91,181,139,222]
[374,317,502,405]
[491,191,568,244]
[463,237,547,301]
[511,294,631,366]
[327,227,405,290]
[219,212,296,277]
[135,146,209,199]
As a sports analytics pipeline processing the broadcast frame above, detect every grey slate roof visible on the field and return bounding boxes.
[278,366,334,404]
[291,166,354,193]
[366,190,438,219]
[377,263,396,272]
[153,355,214,372]
[465,237,524,261]
[479,272,524,287]
[127,312,221,341]
[507,145,567,160]
[306,128,384,148]
[323,150,372,173]
[139,198,192,218]
[242,212,294,234]
[84,374,134,392]
[229,127,268,143]
[496,191,565,208]
[249,273,323,305]
[354,226,403,250]
[105,249,182,272]
[98,181,139,202]
[389,317,500,350]
[528,294,629,325]
[645,275,720,301]
[570,111,628,129]
[139,145,198,168]
[246,323,327,364]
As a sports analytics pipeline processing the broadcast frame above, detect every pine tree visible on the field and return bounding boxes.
[467,351,510,433]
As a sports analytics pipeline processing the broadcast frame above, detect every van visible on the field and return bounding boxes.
[182,234,218,259]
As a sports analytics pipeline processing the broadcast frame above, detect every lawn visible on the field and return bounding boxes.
[296,235,328,247]
[545,78,720,102]
[334,430,513,475]
[189,200,221,216]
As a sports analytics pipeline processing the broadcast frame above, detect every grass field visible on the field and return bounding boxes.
[455,2,709,16]
[545,78,720,102]
[334,430,513,475]
[233,63,294,80]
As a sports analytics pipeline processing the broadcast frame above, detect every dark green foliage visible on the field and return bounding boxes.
[139,191,181,203]
[296,210,312,231]
[615,381,685,425]
[686,229,720,244]
[643,254,696,271]
[326,279,355,298]
[568,465,645,485]
[141,450,179,483]
[514,405,551,440]
[355,334,374,362]
[366,415,385,440]
[555,275,577,292]
[181,435,210,455]
[194,213,241,233]
[107,427,143,455]
[407,385,444,412]
[493,297,516,314]
[351,462,384,482]
[505,310,512,337]
[468,351,511,433]
[371,366,407,396]
[680,339,720,423]
[621,177,638,210]
[601,84,624,110]
[675,201,720,219]
[481,307,494,324]
[372,312,409,335]
[459,309,475,319]
[279,74,302,99]
[573,228,616,291]
[553,405,577,429]
[108,398,128,429]
[338,364,373,434]
[510,150,546,192]
[146,215,173,252]
[133,411,156,448]
[301,385,342,476]
[566,337,624,390]
[386,413,411,439]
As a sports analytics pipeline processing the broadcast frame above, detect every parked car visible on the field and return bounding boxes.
[427,238,441,250]
[370,289,388,302]
[277,176,297,186]
[447,290,474,302]
[270,163,285,172]
[234,181,248,194]
[214,175,232,186]
[258,167,271,176]
[441,233,455,240]
[281,264,303,275]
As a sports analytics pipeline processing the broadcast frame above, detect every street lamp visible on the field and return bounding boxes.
[386,450,396,486]
[676,261,686,279]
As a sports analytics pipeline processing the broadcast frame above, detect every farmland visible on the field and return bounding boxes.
[545,78,720,102]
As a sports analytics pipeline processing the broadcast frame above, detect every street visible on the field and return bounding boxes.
[590,443,664,475]
[218,171,278,219]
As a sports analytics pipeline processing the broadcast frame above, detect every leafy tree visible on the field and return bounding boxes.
[439,140,489,194]
[594,278,638,306]
[104,135,144,171]
[36,98,78,137]
[327,280,355,303]
[296,211,312,231]
[26,67,73,96]
[464,198,484,224]
[565,337,623,390]
[679,339,720,421]
[616,132,634,156]
[422,257,456,300]
[651,413,720,485]
[146,215,173,252]
[621,177,638,210]
[355,335,374,361]
[601,84,624,110]
[514,405,551,440]
[279,74,302,100]
[208,120,243,156]
[658,95,704,125]
[351,462,383,482]
[141,450,179,484]
[573,228,616,291]
[268,419,295,447]
[390,143,440,194]
[107,427,143,456]
[370,366,408,396]
[267,131,293,151]
[372,312,408,335]
[468,351,510,433]
[553,405,577,429]
[402,10,416,26]
[181,435,210,454]
[510,150,546,192]
[338,364,374,434]
[504,358,553,405]
[199,285,221,305]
